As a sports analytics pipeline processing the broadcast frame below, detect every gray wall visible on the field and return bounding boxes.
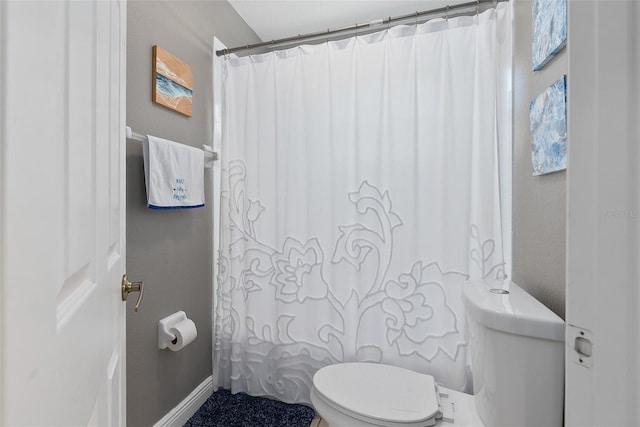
[125,2,259,425]
[512,0,567,319]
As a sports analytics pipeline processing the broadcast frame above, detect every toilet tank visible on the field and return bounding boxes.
[462,280,564,427]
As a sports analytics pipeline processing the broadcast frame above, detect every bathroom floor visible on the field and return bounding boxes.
[310,416,329,427]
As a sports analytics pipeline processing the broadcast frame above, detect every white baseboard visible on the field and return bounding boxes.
[154,375,213,427]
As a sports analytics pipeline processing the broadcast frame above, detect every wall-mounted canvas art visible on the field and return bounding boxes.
[532,0,567,71]
[530,75,567,176]
[152,46,193,117]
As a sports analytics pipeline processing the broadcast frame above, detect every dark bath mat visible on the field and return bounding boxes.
[184,389,315,427]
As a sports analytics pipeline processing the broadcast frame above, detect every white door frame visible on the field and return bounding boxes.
[0,1,4,422]
[566,1,640,425]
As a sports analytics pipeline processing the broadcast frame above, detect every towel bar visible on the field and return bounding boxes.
[125,126,218,165]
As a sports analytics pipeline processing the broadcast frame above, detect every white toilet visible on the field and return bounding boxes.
[310,279,565,426]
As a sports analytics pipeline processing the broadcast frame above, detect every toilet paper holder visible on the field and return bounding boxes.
[158,311,187,349]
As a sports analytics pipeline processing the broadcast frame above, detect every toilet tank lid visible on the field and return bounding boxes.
[462,280,565,341]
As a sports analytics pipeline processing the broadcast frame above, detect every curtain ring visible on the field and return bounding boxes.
[415,11,418,26]
[445,5,449,21]
[476,0,479,16]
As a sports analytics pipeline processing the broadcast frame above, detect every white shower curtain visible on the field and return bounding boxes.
[214,4,511,405]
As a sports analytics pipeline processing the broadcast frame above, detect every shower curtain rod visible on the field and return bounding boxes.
[216,0,506,57]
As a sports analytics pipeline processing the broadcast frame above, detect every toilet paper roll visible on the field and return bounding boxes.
[168,318,197,351]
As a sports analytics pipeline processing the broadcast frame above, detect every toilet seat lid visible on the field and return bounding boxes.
[313,363,439,424]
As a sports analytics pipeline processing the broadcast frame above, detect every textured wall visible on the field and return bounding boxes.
[125,2,259,425]
[512,0,567,319]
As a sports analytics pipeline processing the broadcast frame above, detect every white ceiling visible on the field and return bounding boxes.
[228,1,471,43]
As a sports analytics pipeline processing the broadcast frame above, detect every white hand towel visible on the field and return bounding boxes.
[142,135,205,209]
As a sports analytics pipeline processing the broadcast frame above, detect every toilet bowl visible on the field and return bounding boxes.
[310,280,565,426]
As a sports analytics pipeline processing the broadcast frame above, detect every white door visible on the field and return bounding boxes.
[0,0,128,425]
[566,1,640,425]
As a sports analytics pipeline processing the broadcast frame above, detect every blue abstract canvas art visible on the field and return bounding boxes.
[530,76,567,176]
[532,0,567,71]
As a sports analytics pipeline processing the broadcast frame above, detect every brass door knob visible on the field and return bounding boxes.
[122,274,144,312]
